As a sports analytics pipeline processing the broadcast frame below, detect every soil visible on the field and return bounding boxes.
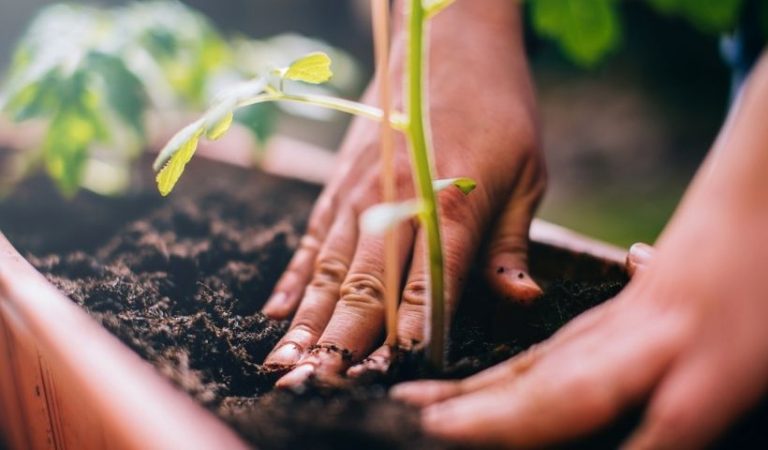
[1,157,766,449]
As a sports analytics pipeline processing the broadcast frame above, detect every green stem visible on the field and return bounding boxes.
[406,0,445,369]
[238,92,408,130]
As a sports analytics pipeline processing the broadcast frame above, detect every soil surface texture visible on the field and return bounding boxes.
[2,158,766,449]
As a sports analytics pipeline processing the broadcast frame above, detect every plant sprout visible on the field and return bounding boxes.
[154,0,472,369]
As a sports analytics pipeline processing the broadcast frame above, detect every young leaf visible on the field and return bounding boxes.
[202,97,237,140]
[530,0,621,67]
[205,111,233,140]
[42,104,104,196]
[424,0,456,18]
[433,177,477,195]
[283,52,333,84]
[87,52,147,137]
[360,199,425,235]
[154,119,205,195]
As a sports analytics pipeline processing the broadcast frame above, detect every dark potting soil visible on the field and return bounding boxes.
[2,159,765,449]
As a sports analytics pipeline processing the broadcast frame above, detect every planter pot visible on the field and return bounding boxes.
[0,144,627,450]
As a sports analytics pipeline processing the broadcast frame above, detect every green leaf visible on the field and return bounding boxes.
[205,111,233,140]
[647,0,743,33]
[360,200,425,235]
[283,52,333,84]
[424,0,456,18]
[4,71,62,121]
[433,177,477,195]
[530,0,621,67]
[155,121,205,196]
[202,97,237,140]
[86,52,147,136]
[43,108,98,196]
[234,103,277,145]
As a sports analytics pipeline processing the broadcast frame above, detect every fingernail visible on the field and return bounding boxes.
[629,243,654,266]
[389,383,415,400]
[267,343,302,366]
[507,271,542,303]
[263,292,287,316]
[276,363,315,388]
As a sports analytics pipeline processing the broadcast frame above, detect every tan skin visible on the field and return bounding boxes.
[392,51,768,449]
[262,1,546,385]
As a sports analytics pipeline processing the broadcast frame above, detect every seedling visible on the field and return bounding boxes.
[154,0,473,369]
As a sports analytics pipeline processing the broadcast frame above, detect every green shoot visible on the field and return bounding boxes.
[152,54,407,195]
[154,0,474,370]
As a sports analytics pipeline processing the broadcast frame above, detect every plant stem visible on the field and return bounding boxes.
[237,92,407,130]
[372,0,400,348]
[406,0,445,369]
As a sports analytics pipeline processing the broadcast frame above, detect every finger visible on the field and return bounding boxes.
[276,224,414,387]
[264,210,356,367]
[346,344,392,377]
[400,187,484,346]
[391,338,553,406]
[420,305,683,447]
[624,349,766,450]
[485,180,545,304]
[391,298,621,405]
[626,242,655,278]
[263,194,336,318]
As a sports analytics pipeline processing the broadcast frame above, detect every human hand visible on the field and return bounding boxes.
[261,1,546,386]
[391,52,768,449]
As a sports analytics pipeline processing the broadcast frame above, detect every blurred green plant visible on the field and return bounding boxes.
[0,1,359,196]
[529,0,751,67]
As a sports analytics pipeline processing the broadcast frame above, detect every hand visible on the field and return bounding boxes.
[261,1,546,386]
[391,52,768,449]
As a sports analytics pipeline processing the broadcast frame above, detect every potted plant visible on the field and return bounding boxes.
[4,0,748,448]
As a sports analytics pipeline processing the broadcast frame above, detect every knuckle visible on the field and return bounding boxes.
[339,273,386,311]
[310,254,349,291]
[288,320,323,340]
[488,234,528,259]
[402,279,428,309]
[299,233,322,253]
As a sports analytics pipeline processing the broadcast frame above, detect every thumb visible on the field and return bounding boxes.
[485,186,544,304]
[626,242,655,278]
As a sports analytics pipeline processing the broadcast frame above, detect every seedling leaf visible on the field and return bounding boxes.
[283,52,333,84]
[154,120,204,195]
[205,111,233,140]
[530,0,620,67]
[433,177,477,195]
[424,0,456,18]
[361,200,425,235]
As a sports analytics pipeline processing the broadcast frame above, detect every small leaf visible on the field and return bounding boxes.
[43,108,98,196]
[283,52,333,84]
[424,0,456,18]
[205,111,233,140]
[360,200,425,235]
[433,177,477,195]
[530,0,621,67]
[86,52,147,137]
[153,119,205,196]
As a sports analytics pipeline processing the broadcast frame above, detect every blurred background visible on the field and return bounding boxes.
[0,0,734,247]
